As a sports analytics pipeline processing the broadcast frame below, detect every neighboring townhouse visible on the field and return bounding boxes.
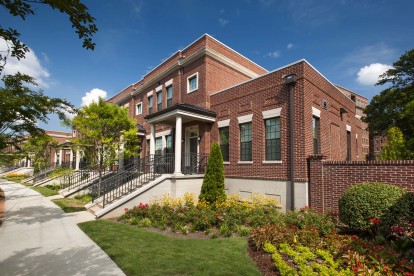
[105,34,368,212]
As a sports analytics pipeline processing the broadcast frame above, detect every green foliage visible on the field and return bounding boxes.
[0,74,74,151]
[378,127,411,160]
[199,142,226,204]
[0,0,97,73]
[48,167,73,178]
[364,48,414,154]
[74,194,93,203]
[24,134,58,172]
[52,197,86,213]
[32,185,60,197]
[70,97,138,196]
[338,182,414,231]
[284,207,336,236]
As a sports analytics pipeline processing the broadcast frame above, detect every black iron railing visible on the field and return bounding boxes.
[181,153,209,175]
[92,153,208,207]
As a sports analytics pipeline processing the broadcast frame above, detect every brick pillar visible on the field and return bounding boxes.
[308,155,325,213]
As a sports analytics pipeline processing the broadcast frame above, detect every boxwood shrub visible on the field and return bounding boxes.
[338,182,414,231]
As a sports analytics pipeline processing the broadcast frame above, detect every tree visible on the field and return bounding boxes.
[364,49,414,154]
[199,142,226,205]
[0,0,97,73]
[378,127,410,160]
[0,73,74,151]
[70,98,138,197]
[23,133,57,172]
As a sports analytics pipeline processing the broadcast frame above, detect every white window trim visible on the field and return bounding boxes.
[223,161,230,165]
[187,72,199,93]
[136,102,142,115]
[262,108,282,119]
[218,119,230,128]
[237,161,253,164]
[262,160,282,164]
[155,85,162,92]
[165,79,173,87]
[237,114,253,124]
[312,107,321,118]
[346,124,351,132]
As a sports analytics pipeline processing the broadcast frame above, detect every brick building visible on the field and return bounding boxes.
[106,34,368,212]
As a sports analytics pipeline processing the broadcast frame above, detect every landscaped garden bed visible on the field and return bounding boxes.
[116,190,413,275]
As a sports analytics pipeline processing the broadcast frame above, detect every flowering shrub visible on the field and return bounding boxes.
[284,206,337,235]
[120,192,282,235]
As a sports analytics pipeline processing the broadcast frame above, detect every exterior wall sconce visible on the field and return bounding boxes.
[197,136,201,141]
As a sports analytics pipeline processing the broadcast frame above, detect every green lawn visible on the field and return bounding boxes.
[32,185,59,197]
[52,198,86,213]
[79,220,261,276]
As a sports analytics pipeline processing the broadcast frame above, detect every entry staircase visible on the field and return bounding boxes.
[87,153,208,215]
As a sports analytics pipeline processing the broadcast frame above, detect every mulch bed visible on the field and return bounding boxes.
[248,239,279,276]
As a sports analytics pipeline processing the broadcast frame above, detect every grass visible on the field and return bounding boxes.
[79,220,261,276]
[52,198,86,213]
[32,184,60,197]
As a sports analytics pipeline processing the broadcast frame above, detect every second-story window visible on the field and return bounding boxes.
[167,85,173,107]
[240,122,252,161]
[136,102,142,115]
[187,72,198,93]
[265,117,281,160]
[313,116,320,154]
[157,90,162,111]
[148,96,153,115]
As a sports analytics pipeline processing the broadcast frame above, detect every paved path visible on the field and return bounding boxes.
[0,179,125,276]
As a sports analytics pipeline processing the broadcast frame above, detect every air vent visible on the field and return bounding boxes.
[323,100,328,110]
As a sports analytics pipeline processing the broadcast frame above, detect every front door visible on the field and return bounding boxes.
[184,126,199,174]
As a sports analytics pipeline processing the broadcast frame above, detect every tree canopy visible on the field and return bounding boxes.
[23,133,57,172]
[364,49,414,156]
[0,0,97,73]
[70,98,138,196]
[0,73,74,151]
[378,127,411,160]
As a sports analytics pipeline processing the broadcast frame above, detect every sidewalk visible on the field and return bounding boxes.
[0,179,125,276]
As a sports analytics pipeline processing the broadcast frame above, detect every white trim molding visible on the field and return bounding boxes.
[262,108,282,119]
[346,124,351,132]
[312,107,321,118]
[237,114,253,124]
[237,161,253,164]
[147,91,153,97]
[136,102,142,115]
[218,119,230,128]
[165,79,173,87]
[155,85,162,92]
[262,160,282,164]
[146,129,172,140]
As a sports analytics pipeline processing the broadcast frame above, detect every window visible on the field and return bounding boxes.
[155,137,162,156]
[157,90,162,111]
[219,127,229,162]
[136,102,142,115]
[240,123,252,161]
[166,135,173,154]
[166,85,173,107]
[147,139,150,158]
[265,118,281,160]
[346,131,351,161]
[187,73,198,93]
[313,116,320,154]
[148,96,153,114]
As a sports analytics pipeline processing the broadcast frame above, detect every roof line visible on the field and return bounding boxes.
[334,84,368,100]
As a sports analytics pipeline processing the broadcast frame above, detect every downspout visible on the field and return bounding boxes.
[284,74,297,211]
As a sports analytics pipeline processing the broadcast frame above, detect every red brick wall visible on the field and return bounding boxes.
[308,155,414,213]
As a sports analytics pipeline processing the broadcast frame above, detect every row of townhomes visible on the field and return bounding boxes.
[101,34,369,215]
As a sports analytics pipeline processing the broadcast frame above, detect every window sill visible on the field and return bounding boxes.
[187,88,198,94]
[223,161,230,165]
[262,160,282,164]
[237,161,253,164]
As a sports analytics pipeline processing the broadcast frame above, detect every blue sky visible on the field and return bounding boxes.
[1,0,413,132]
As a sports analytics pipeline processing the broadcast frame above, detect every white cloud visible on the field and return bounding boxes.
[267,51,281,58]
[218,18,230,26]
[81,88,108,106]
[287,43,294,50]
[0,39,51,88]
[357,63,392,85]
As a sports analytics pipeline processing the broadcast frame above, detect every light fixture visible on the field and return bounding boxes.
[283,74,297,84]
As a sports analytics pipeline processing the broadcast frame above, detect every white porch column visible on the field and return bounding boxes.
[75,150,80,170]
[58,149,63,166]
[69,149,74,168]
[174,115,183,175]
[150,124,156,157]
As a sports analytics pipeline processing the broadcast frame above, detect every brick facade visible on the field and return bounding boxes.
[308,155,414,213]
[106,34,373,210]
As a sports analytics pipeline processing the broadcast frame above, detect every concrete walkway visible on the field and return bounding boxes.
[0,179,125,276]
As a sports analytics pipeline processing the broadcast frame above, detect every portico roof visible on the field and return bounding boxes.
[144,104,216,125]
